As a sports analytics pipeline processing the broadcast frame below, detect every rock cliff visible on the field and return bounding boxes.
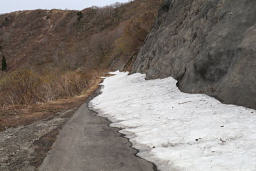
[132,0,256,109]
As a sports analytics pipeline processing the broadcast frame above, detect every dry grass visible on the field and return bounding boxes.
[0,70,106,131]
[0,0,162,71]
[0,0,163,130]
[0,68,89,106]
[0,0,162,106]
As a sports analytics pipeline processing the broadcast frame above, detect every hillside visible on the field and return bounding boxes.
[88,1,256,169]
[1,0,256,170]
[0,0,162,106]
[0,1,162,170]
[0,0,161,71]
[132,0,256,109]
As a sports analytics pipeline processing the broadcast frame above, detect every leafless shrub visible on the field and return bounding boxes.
[0,69,88,106]
[89,31,118,67]
[0,69,41,105]
[97,6,115,18]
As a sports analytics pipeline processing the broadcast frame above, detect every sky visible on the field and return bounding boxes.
[0,0,131,14]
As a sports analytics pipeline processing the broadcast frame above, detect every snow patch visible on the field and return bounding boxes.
[89,71,256,171]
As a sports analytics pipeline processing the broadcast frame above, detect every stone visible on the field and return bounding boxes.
[132,0,256,109]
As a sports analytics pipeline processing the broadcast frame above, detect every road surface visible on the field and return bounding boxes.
[39,95,156,171]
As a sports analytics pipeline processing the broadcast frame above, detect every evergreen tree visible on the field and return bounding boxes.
[2,55,7,71]
[77,11,83,21]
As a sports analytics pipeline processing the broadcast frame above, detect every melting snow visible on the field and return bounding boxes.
[89,71,256,171]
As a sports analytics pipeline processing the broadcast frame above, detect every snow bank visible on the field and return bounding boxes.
[89,71,256,171]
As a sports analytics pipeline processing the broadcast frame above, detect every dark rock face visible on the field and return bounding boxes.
[132,0,256,109]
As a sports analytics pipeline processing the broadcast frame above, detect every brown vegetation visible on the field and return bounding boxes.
[0,0,162,71]
[0,1,163,169]
[0,0,162,108]
[0,69,104,131]
[0,68,88,106]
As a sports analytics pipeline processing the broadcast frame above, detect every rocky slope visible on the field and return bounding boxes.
[132,0,256,109]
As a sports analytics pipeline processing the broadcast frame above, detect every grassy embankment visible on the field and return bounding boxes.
[0,0,163,130]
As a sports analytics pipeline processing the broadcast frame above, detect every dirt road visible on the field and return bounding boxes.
[39,97,156,171]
